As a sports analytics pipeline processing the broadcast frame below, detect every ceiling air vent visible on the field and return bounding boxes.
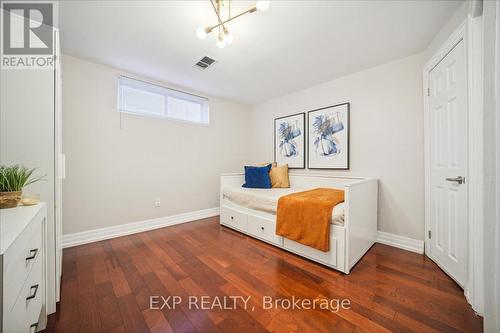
[194,56,216,70]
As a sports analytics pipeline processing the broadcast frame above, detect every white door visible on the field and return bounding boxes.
[428,39,468,287]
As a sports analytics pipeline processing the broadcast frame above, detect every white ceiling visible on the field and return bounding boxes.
[60,0,461,105]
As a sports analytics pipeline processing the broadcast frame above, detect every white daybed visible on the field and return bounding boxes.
[220,173,378,274]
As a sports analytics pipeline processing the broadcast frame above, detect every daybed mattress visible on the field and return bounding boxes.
[222,186,345,226]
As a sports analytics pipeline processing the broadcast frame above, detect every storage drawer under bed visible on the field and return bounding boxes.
[220,205,248,232]
[283,225,346,270]
[247,214,283,246]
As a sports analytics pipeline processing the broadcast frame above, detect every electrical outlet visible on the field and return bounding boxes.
[154,198,161,207]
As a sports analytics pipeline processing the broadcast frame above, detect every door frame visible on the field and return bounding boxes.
[54,27,63,306]
[423,15,484,314]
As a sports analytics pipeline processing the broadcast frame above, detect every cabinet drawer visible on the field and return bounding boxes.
[247,214,283,246]
[220,205,247,232]
[4,254,43,333]
[4,216,43,312]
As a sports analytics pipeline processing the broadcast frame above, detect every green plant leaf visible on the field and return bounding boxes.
[0,165,45,192]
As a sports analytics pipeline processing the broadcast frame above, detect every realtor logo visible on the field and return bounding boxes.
[1,1,54,69]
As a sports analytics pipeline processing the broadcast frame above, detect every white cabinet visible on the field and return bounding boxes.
[1,204,47,333]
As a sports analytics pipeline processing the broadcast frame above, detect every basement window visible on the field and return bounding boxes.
[118,76,209,125]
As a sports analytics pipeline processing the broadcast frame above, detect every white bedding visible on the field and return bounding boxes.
[222,186,345,226]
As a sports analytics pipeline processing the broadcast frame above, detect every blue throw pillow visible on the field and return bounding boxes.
[242,164,272,189]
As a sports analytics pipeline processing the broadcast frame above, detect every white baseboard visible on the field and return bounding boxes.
[376,231,424,254]
[62,207,220,248]
[63,210,424,255]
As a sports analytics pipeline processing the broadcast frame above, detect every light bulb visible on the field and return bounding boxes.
[216,38,226,49]
[256,1,269,11]
[196,27,207,40]
[225,32,233,44]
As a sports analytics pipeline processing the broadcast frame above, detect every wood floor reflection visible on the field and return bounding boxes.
[44,217,483,333]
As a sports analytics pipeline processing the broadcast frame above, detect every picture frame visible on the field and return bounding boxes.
[274,112,306,169]
[307,103,350,170]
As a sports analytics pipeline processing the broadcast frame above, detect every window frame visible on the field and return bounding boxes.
[117,75,210,125]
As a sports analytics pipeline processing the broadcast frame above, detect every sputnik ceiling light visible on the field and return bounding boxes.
[197,0,269,48]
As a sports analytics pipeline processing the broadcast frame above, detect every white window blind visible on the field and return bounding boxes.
[118,76,209,125]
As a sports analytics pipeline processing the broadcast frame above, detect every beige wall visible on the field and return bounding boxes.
[425,1,469,60]
[249,52,426,240]
[62,55,252,234]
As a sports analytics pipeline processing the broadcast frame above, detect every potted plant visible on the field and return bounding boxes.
[0,165,44,209]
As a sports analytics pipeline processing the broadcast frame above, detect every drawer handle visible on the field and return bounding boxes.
[261,226,265,231]
[26,248,38,261]
[26,284,39,300]
[230,216,234,220]
[30,322,38,333]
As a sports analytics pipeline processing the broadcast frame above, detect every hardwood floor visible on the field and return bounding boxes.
[44,217,483,333]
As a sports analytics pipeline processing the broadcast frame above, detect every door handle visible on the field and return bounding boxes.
[445,176,465,184]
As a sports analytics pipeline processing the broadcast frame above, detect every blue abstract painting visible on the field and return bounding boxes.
[274,113,305,168]
[278,121,301,157]
[308,103,349,169]
[311,114,344,156]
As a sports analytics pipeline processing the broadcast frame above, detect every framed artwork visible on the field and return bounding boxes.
[307,103,350,169]
[274,113,305,169]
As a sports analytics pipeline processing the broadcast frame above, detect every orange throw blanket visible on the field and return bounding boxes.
[276,188,344,252]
